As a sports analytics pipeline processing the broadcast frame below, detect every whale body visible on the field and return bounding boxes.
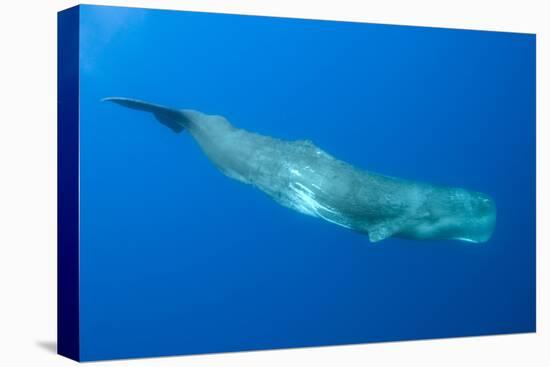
[104,97,496,243]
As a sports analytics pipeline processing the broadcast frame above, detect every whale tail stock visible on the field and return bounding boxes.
[102,97,189,133]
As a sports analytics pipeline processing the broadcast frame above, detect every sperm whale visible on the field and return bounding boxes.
[103,97,496,243]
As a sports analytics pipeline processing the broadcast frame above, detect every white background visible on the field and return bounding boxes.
[0,0,547,365]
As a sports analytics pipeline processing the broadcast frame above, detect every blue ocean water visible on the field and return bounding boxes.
[77,5,536,361]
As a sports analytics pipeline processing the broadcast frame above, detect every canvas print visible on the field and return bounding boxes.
[58,5,536,362]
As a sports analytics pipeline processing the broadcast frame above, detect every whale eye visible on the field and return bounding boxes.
[465,194,496,223]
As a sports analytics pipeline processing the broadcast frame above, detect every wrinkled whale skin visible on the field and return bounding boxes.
[104,97,496,243]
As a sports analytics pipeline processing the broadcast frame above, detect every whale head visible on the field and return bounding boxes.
[426,188,497,243]
[402,187,496,243]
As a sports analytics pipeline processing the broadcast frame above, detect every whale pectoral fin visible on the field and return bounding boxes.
[368,226,393,243]
[368,221,403,243]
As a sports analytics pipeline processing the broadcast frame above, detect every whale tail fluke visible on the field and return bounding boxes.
[102,97,188,133]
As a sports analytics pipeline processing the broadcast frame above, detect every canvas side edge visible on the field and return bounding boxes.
[57,5,81,362]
